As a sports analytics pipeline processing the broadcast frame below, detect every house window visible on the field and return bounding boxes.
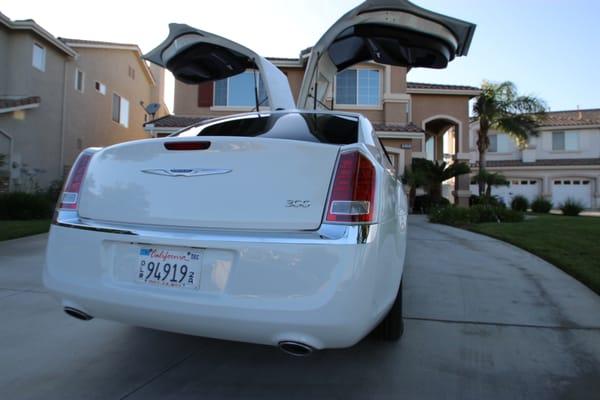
[213,71,268,107]
[75,69,85,92]
[95,81,106,95]
[488,133,511,152]
[552,131,578,151]
[32,43,46,71]
[112,93,129,127]
[128,66,135,80]
[489,134,498,152]
[335,69,380,106]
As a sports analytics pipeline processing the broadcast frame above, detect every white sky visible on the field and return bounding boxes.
[2,0,599,112]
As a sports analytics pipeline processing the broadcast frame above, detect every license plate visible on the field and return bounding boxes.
[136,246,202,290]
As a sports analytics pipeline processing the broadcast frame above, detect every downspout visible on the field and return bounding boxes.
[58,56,69,179]
[0,129,13,192]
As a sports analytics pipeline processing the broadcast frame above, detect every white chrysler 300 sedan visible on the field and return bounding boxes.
[44,0,474,354]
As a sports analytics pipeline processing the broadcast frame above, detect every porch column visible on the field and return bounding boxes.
[453,126,471,207]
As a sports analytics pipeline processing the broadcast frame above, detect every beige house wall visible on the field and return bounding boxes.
[0,30,69,188]
[62,47,158,166]
[410,93,471,153]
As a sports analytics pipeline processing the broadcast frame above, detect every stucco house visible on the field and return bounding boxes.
[145,54,481,206]
[469,109,600,209]
[0,12,168,192]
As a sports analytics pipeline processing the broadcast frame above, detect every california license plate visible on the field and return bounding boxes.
[136,246,202,290]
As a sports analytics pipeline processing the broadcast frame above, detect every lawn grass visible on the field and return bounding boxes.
[0,219,51,241]
[468,214,600,295]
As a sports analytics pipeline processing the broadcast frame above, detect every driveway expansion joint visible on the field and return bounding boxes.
[404,316,600,331]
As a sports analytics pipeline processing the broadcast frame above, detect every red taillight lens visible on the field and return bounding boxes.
[326,151,376,223]
[164,141,211,150]
[58,152,93,210]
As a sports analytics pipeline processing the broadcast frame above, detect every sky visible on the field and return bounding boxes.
[1,0,599,113]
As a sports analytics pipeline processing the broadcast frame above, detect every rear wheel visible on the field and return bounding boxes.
[377,280,404,341]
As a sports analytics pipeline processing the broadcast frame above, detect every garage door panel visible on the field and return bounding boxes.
[552,179,592,208]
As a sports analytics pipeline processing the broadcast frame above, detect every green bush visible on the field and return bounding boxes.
[470,194,506,208]
[560,198,584,216]
[0,192,53,220]
[429,206,472,225]
[510,195,529,212]
[531,196,552,213]
[429,204,524,225]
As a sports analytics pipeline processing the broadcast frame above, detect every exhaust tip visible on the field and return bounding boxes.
[64,307,93,321]
[278,341,314,357]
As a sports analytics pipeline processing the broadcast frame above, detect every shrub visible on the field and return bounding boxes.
[429,206,471,225]
[0,192,53,220]
[428,205,523,225]
[470,194,506,208]
[531,196,552,213]
[510,195,529,212]
[560,198,584,216]
[46,180,64,203]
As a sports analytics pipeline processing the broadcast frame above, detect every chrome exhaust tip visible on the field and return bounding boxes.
[64,307,93,321]
[278,341,315,357]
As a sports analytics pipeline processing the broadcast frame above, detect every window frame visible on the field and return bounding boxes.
[95,81,106,95]
[32,42,46,72]
[111,92,129,127]
[74,69,85,93]
[552,131,579,152]
[211,70,268,110]
[333,67,382,109]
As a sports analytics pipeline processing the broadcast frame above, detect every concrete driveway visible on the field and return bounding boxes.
[1,216,599,399]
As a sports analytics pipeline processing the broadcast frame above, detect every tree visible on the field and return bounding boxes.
[412,158,471,205]
[476,170,509,198]
[402,165,427,212]
[473,81,547,195]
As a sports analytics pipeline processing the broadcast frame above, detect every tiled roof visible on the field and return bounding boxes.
[145,115,210,128]
[0,96,41,110]
[536,109,600,127]
[373,122,424,133]
[407,82,480,91]
[487,158,600,168]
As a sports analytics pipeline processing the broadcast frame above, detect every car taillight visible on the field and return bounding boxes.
[326,150,376,223]
[58,151,93,210]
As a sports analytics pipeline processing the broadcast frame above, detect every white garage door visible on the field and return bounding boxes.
[552,179,592,209]
[470,179,540,205]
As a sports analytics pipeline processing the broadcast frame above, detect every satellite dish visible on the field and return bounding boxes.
[145,103,161,115]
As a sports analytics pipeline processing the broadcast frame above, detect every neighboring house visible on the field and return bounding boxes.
[144,54,480,206]
[0,12,168,191]
[469,109,600,209]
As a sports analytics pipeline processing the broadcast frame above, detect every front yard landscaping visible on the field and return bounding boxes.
[0,219,51,241]
[468,214,600,295]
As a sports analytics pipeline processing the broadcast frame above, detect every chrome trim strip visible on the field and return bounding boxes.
[53,211,377,245]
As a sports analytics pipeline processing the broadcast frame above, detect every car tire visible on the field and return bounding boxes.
[377,280,404,341]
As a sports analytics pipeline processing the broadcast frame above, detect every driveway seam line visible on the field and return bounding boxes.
[119,351,196,399]
[404,316,600,331]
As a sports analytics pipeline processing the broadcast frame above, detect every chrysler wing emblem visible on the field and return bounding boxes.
[141,168,232,177]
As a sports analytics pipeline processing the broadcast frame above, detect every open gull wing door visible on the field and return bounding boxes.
[297,0,476,109]
[144,23,295,110]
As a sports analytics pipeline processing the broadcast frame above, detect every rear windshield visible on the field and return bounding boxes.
[175,112,358,145]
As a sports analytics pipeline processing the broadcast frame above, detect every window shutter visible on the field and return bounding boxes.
[197,82,214,107]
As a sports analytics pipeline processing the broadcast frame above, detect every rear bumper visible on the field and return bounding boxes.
[44,214,401,349]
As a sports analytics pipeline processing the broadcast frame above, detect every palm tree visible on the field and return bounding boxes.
[402,165,426,212]
[473,81,546,195]
[476,170,509,198]
[413,158,471,205]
